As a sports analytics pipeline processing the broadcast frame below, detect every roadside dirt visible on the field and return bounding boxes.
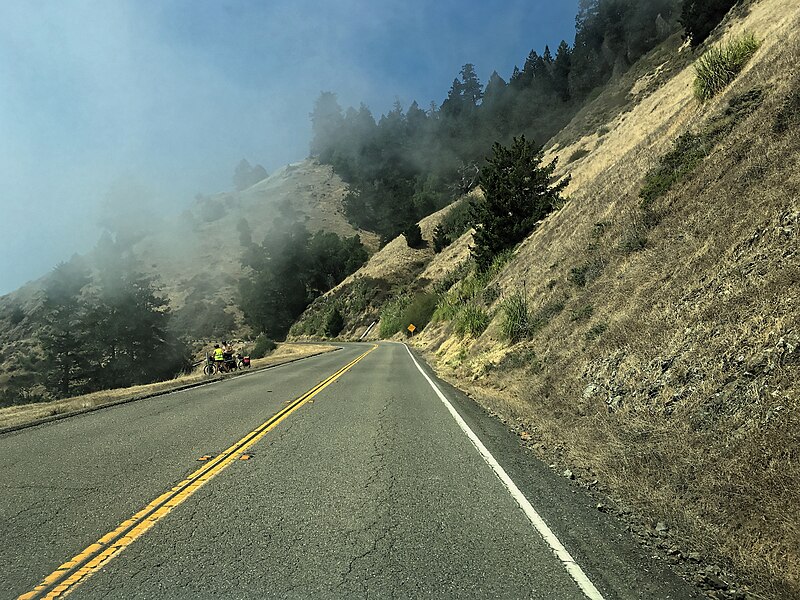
[0,343,336,432]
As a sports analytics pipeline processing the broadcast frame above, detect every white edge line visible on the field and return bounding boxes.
[404,344,606,600]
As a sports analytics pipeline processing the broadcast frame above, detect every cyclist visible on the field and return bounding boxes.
[213,344,225,371]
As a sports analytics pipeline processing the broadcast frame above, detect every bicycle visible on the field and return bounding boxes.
[203,355,218,376]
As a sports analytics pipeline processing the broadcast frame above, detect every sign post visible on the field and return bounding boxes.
[407,323,416,336]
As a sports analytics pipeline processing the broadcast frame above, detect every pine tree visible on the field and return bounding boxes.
[310,91,344,159]
[553,41,573,102]
[433,224,449,253]
[471,136,570,271]
[403,223,424,248]
[90,235,188,387]
[39,258,92,397]
[460,64,483,106]
[680,0,738,47]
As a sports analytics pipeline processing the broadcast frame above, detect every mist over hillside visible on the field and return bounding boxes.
[0,160,374,403]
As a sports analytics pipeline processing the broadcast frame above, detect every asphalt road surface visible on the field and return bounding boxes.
[1,342,698,599]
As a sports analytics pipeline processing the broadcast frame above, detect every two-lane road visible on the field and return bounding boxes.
[1,342,697,599]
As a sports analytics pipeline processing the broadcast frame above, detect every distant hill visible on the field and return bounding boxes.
[0,159,378,392]
[130,159,378,313]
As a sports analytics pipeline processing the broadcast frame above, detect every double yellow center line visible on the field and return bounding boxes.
[19,344,376,600]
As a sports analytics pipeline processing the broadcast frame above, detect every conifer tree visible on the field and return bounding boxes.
[471,136,569,271]
[39,258,92,397]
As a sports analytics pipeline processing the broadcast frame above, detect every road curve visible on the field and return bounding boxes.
[0,342,697,599]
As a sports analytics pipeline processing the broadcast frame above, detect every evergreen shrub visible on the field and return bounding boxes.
[324,307,345,337]
[251,334,276,359]
[401,293,438,333]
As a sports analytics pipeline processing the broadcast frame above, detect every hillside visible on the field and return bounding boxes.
[131,159,378,313]
[294,0,800,597]
[291,193,476,339]
[0,159,376,395]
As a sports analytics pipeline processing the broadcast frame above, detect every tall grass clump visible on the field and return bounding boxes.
[453,304,490,338]
[694,33,760,102]
[500,292,531,343]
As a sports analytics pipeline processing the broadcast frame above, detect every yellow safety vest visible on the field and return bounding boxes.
[213,348,224,361]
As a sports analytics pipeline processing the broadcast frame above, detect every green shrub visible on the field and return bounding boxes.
[498,348,542,373]
[640,132,708,206]
[251,334,276,359]
[570,304,594,322]
[432,225,448,253]
[435,198,473,249]
[401,292,438,333]
[379,295,411,337]
[453,304,490,338]
[500,292,531,343]
[482,283,501,305]
[693,33,760,102]
[774,88,800,134]
[530,299,565,331]
[7,305,25,326]
[484,249,514,280]
[324,307,345,337]
[620,222,648,253]
[569,259,605,287]
[640,88,764,207]
[567,148,591,164]
[585,322,609,341]
[434,262,471,294]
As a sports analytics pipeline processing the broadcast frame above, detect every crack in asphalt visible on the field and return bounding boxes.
[336,398,400,598]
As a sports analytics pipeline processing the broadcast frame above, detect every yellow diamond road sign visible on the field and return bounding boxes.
[407,323,416,333]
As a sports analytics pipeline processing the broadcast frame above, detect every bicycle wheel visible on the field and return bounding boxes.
[203,363,216,376]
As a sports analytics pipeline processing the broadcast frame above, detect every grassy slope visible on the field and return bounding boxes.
[290,193,477,339]
[296,0,799,596]
[414,1,799,597]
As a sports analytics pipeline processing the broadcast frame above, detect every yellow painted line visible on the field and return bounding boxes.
[18,344,377,600]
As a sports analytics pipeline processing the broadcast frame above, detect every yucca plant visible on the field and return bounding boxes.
[694,33,760,102]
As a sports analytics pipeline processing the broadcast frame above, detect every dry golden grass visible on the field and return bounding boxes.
[412,2,800,597]
[0,343,335,431]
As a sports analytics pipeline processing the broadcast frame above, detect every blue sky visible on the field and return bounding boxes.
[0,0,579,295]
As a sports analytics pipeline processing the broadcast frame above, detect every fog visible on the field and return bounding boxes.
[0,0,578,295]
